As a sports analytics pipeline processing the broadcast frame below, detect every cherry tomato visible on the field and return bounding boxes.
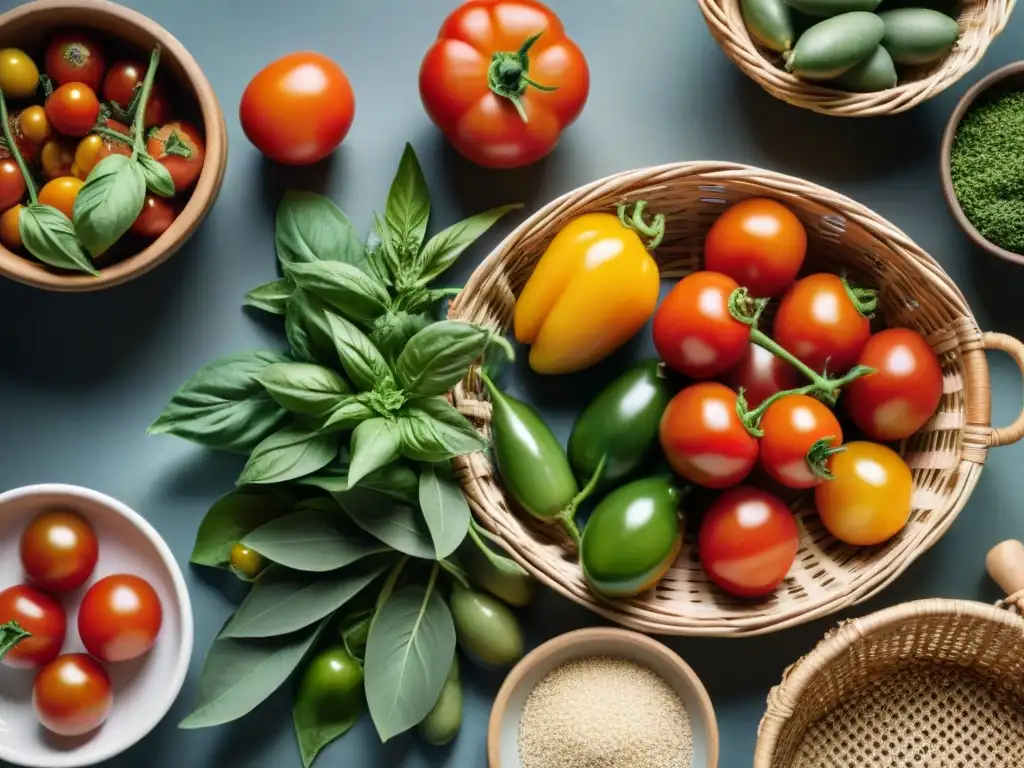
[78,574,163,662]
[33,653,113,736]
[0,159,26,212]
[20,509,99,592]
[704,198,807,298]
[46,82,101,137]
[653,271,751,379]
[844,328,943,442]
[101,61,171,127]
[0,585,66,669]
[0,47,39,99]
[1,113,40,166]
[38,176,84,220]
[45,29,107,90]
[74,121,132,179]
[239,52,354,166]
[759,394,843,489]
[0,203,22,249]
[131,194,176,238]
[147,121,206,192]
[659,382,758,489]
[773,274,872,375]
[698,486,799,598]
[724,342,802,408]
[18,106,50,144]
[41,138,76,180]
[815,441,912,545]
[142,81,172,127]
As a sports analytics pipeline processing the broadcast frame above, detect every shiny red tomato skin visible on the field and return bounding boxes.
[724,342,802,408]
[0,585,66,669]
[419,0,589,169]
[131,194,177,238]
[101,60,171,128]
[0,159,26,212]
[20,509,99,591]
[844,329,943,442]
[699,486,799,598]
[659,382,759,489]
[654,271,751,379]
[146,121,205,192]
[45,30,107,90]
[46,82,101,137]
[239,52,354,166]
[33,654,113,736]
[78,574,163,662]
[759,394,843,489]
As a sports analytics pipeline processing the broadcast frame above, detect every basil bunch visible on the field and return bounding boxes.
[152,145,528,764]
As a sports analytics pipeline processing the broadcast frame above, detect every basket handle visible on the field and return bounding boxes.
[987,539,1024,611]
[984,332,1024,447]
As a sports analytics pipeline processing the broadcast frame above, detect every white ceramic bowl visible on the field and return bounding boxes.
[488,627,720,767]
[0,484,193,768]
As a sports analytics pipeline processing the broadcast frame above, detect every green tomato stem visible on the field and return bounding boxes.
[93,125,134,146]
[0,620,30,663]
[806,436,845,481]
[841,275,878,318]
[557,453,606,547]
[749,327,824,388]
[131,46,162,158]
[0,91,37,204]
[617,200,666,250]
[486,31,558,124]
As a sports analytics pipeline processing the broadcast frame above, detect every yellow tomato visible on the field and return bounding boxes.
[229,544,266,580]
[0,48,39,99]
[41,139,75,180]
[38,176,85,220]
[814,441,912,546]
[74,134,106,178]
[0,204,22,249]
[18,106,49,144]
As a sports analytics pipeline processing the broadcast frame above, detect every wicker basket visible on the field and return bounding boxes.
[754,598,1024,767]
[696,0,1016,117]
[449,161,1024,636]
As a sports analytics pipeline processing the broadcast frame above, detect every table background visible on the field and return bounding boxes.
[1,1,1023,766]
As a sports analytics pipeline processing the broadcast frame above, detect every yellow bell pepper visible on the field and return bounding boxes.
[514,203,663,374]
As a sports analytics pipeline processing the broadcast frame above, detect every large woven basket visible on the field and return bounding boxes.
[754,598,1024,767]
[697,0,1016,116]
[449,161,1024,636]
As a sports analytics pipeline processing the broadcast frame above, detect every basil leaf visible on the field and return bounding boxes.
[372,212,404,284]
[365,227,392,286]
[276,190,364,269]
[238,422,338,485]
[348,418,402,486]
[286,289,337,365]
[399,398,487,462]
[245,278,293,315]
[149,351,290,454]
[286,261,390,324]
[384,143,430,262]
[294,672,364,768]
[321,396,375,432]
[137,153,175,198]
[395,321,490,398]
[18,203,98,275]
[364,582,456,741]
[241,507,389,572]
[257,362,350,419]
[298,460,419,506]
[220,559,391,639]
[72,153,146,257]
[369,310,431,366]
[190,491,289,568]
[324,312,393,392]
[418,464,471,560]
[415,204,521,284]
[335,487,434,559]
[179,617,325,729]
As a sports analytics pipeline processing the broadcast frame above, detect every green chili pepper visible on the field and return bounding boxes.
[450,582,525,667]
[417,659,463,745]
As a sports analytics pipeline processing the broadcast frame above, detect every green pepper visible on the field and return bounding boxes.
[449,582,525,667]
[458,521,537,607]
[568,360,671,491]
[580,476,683,598]
[293,646,365,767]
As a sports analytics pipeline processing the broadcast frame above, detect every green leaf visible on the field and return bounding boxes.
[18,203,98,275]
[297,460,419,506]
[241,507,389,572]
[137,153,175,198]
[286,261,390,324]
[365,227,392,286]
[384,143,430,263]
[369,311,431,366]
[72,153,146,257]
[149,351,290,454]
[179,617,325,729]
[220,559,391,639]
[364,580,456,742]
[438,557,470,588]
[418,464,471,560]
[0,620,31,663]
[415,204,521,284]
[348,418,402,486]
[287,289,337,365]
[238,422,338,485]
[321,397,375,432]
[275,191,365,269]
[190,491,289,568]
[257,363,350,419]
[395,321,490,398]
[245,278,293,315]
[324,312,393,392]
[294,674,364,768]
[335,487,434,559]
[398,398,487,462]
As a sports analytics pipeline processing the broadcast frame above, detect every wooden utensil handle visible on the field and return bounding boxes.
[986,540,1024,596]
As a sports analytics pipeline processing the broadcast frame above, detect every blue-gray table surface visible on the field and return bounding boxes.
[1,1,1023,766]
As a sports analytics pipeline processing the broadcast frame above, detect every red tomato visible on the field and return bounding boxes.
[44,29,107,90]
[659,382,758,489]
[758,394,843,489]
[131,194,177,238]
[704,198,807,298]
[143,81,172,127]
[40,138,76,180]
[33,654,113,737]
[46,82,101,137]
[724,342,802,408]
[843,329,943,442]
[20,509,99,591]
[0,585,66,669]
[698,486,799,598]
[78,574,162,662]
[147,121,205,192]
[239,52,354,166]
[653,271,751,379]
[773,274,872,375]
[102,61,171,127]
[419,0,589,169]
[0,159,26,212]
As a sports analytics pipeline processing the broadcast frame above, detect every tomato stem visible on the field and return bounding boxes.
[487,31,559,124]
[841,275,878,319]
[0,91,38,205]
[559,453,606,548]
[131,46,162,159]
[0,620,30,663]
[93,124,134,146]
[617,201,666,250]
[806,436,844,481]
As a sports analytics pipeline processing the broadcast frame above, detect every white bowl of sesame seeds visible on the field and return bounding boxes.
[488,627,719,768]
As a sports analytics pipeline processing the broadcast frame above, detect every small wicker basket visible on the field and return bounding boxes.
[696,0,1016,117]
[449,161,1024,637]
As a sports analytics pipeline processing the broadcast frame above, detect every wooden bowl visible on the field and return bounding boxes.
[0,0,227,291]
[941,60,1024,266]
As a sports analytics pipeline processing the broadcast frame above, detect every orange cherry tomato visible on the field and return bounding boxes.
[759,394,843,489]
[0,159,26,211]
[0,585,66,669]
[814,441,912,545]
[131,194,176,238]
[146,121,206,191]
[73,121,132,179]
[723,342,802,408]
[44,29,107,90]
[38,176,84,220]
[18,106,50,144]
[41,138,76,180]
[78,574,163,662]
[704,198,807,298]
[1,112,40,166]
[45,82,101,137]
[0,203,22,249]
[33,654,113,736]
[20,509,99,592]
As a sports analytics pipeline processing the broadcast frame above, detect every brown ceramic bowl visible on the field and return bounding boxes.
[0,0,227,291]
[941,61,1024,267]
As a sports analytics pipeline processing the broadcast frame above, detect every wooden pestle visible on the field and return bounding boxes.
[985,540,1024,608]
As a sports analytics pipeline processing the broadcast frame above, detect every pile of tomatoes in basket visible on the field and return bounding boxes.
[0,509,163,737]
